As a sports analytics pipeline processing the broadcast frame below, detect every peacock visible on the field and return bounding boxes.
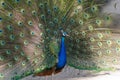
[0,0,120,80]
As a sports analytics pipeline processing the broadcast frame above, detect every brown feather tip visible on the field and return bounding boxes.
[34,66,64,76]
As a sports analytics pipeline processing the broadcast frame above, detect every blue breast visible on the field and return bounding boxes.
[56,37,67,69]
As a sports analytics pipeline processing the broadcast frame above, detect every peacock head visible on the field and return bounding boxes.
[61,30,69,37]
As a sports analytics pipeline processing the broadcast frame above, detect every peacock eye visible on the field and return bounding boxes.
[24,40,29,45]
[14,56,19,61]
[7,63,13,67]
[88,25,94,31]
[1,1,5,6]
[30,31,35,35]
[0,17,3,22]
[70,19,75,24]
[32,10,37,15]
[39,3,44,8]
[22,61,26,66]
[8,12,13,18]
[6,50,12,55]
[7,25,13,31]
[47,9,51,14]
[36,44,41,48]
[0,56,4,61]
[10,34,15,40]
[91,5,98,12]
[83,13,90,19]
[79,20,84,25]
[54,18,58,23]
[15,0,20,3]
[62,17,66,23]
[20,9,25,14]
[0,73,4,78]
[53,6,58,12]
[77,0,83,3]
[18,21,23,26]
[41,15,45,20]
[0,29,3,34]
[0,40,5,46]
[105,16,111,21]
[20,51,25,56]
[20,32,24,37]
[14,45,20,50]
[27,0,32,5]
[28,21,33,26]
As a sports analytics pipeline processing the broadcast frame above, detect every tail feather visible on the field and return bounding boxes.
[0,0,119,80]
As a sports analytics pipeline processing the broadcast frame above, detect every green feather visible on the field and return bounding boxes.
[0,0,119,80]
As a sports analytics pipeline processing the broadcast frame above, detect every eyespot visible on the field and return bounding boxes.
[96,19,102,26]
[26,0,32,5]
[97,42,102,47]
[41,14,45,20]
[30,31,35,35]
[10,34,15,40]
[7,63,13,67]
[20,51,25,56]
[28,21,33,26]
[24,40,29,45]
[39,3,44,8]
[0,17,3,22]
[106,40,112,45]
[15,0,20,3]
[14,56,19,61]
[0,73,4,78]
[0,29,3,35]
[54,18,58,23]
[0,40,5,46]
[14,45,20,50]
[6,50,12,54]
[32,10,37,15]
[1,1,6,7]
[88,25,93,31]
[18,21,23,26]
[53,6,59,12]
[97,33,103,39]
[79,20,84,25]
[47,9,51,14]
[0,56,4,61]
[70,18,75,24]
[19,32,24,38]
[77,0,83,4]
[22,61,26,66]
[83,13,90,19]
[20,9,25,14]
[91,5,98,12]
[8,12,13,18]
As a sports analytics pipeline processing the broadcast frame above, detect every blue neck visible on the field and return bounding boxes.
[56,37,67,69]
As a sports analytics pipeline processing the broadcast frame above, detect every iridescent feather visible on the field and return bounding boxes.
[0,0,119,80]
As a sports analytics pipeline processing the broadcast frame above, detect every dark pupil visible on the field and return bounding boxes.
[2,41,5,44]
[9,26,12,29]
[10,14,12,16]
[0,30,2,32]
[2,3,5,5]
[0,18,2,20]
[28,1,31,4]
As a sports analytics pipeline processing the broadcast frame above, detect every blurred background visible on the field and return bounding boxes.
[22,0,120,80]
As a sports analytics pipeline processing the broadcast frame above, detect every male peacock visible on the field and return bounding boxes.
[0,0,120,80]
